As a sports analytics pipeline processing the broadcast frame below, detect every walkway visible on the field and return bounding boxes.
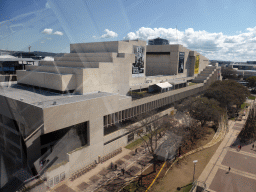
[49,134,169,192]
[198,99,256,192]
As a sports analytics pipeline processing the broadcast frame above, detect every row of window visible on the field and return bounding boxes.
[103,95,179,128]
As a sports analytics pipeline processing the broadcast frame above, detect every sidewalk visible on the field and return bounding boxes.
[197,99,256,192]
[49,133,169,192]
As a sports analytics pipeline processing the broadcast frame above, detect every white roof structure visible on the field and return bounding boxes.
[156,82,173,89]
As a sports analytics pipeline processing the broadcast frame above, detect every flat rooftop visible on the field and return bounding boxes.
[0,82,116,108]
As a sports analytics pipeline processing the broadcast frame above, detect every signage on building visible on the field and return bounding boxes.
[132,46,145,77]
[195,55,200,74]
[178,52,185,73]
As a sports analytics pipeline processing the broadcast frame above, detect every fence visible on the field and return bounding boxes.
[69,162,97,182]
[68,147,122,182]
[100,147,122,163]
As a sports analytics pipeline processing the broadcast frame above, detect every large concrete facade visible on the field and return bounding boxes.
[146,44,209,77]
[0,40,218,189]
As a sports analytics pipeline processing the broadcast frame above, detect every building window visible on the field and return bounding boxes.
[128,133,134,143]
[54,175,60,185]
[178,52,185,73]
[60,172,65,181]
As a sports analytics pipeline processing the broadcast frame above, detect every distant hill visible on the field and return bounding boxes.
[0,50,65,58]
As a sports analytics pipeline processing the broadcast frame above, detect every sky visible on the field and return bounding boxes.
[1,0,256,61]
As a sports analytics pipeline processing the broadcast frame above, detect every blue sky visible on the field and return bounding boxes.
[1,0,256,61]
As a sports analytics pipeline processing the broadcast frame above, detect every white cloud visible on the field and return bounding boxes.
[42,28,53,34]
[53,31,63,36]
[46,2,51,9]
[124,27,256,61]
[100,29,118,39]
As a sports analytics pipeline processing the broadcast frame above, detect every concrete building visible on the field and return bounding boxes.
[0,40,220,189]
[146,44,209,77]
[228,63,256,79]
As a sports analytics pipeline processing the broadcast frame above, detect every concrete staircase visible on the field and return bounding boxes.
[192,66,217,83]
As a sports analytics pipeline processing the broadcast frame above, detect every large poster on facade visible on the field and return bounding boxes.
[195,55,200,74]
[132,46,145,77]
[178,52,185,73]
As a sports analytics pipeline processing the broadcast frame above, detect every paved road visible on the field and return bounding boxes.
[198,99,256,192]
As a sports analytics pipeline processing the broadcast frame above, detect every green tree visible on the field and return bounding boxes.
[204,80,250,116]
[246,76,256,88]
[177,97,224,128]
[238,104,256,143]
[221,66,238,79]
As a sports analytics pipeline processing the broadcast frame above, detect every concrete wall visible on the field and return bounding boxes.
[146,44,190,77]
[17,70,76,91]
[45,162,70,187]
[70,41,119,53]
[146,44,209,78]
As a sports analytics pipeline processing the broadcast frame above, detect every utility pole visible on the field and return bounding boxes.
[193,160,198,183]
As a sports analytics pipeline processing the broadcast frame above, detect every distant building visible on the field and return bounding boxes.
[11,52,44,60]
[247,61,256,64]
[148,37,169,45]
[228,63,256,79]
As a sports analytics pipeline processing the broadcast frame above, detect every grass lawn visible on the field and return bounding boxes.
[241,103,250,109]
[249,96,255,100]
[125,135,149,150]
[151,127,221,192]
[125,129,165,150]
[188,83,197,86]
[175,183,193,192]
[122,127,220,192]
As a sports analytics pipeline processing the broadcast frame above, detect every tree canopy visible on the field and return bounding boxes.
[177,97,224,128]
[221,67,238,79]
[246,76,256,88]
[204,80,250,112]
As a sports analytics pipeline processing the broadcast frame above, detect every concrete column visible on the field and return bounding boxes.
[122,110,125,121]
[125,109,128,119]
[119,111,121,122]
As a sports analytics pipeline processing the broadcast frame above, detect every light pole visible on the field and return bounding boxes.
[193,160,198,183]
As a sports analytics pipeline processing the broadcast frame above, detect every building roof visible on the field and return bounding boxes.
[0,82,116,108]
[155,131,182,161]
[0,56,35,62]
[156,82,173,89]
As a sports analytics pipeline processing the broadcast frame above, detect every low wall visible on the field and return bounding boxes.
[0,75,17,82]
[45,161,70,188]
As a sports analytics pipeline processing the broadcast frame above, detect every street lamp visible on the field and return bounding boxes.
[193,160,198,183]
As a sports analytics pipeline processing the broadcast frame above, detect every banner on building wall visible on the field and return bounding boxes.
[132,46,145,77]
[195,55,200,74]
[178,52,185,73]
